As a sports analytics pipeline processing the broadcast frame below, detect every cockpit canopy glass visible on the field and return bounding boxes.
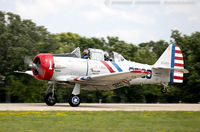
[54,47,127,62]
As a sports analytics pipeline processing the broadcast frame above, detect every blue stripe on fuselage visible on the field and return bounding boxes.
[111,62,123,72]
[170,44,175,84]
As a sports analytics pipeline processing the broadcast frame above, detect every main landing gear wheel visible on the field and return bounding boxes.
[161,88,167,93]
[69,94,81,107]
[44,93,57,106]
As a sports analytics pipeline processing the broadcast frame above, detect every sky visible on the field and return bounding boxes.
[0,0,200,45]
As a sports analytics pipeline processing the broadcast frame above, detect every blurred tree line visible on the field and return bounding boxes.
[0,11,199,103]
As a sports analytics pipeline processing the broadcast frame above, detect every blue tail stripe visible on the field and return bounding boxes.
[111,62,123,72]
[170,44,175,84]
[86,59,89,76]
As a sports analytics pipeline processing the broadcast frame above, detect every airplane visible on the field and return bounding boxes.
[15,44,188,107]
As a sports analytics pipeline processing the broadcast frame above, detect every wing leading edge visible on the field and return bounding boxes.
[69,70,151,90]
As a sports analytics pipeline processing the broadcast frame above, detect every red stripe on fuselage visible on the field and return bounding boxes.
[74,77,84,82]
[74,77,79,81]
[122,81,129,85]
[130,70,152,74]
[101,61,115,73]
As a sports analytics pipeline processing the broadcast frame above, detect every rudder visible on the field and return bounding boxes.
[170,44,184,84]
[154,44,185,84]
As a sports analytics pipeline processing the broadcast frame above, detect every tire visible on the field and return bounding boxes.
[161,88,167,93]
[44,93,57,106]
[69,94,81,107]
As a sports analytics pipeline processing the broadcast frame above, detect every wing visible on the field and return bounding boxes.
[66,70,151,88]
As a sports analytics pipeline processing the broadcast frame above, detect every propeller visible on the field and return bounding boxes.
[24,56,45,77]
[24,56,38,70]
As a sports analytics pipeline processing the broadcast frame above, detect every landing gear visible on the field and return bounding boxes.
[69,94,81,107]
[161,83,168,93]
[161,87,167,93]
[44,93,57,106]
[44,82,81,107]
[44,83,57,106]
[68,83,81,107]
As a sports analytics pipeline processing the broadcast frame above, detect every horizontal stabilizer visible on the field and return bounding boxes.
[153,67,189,73]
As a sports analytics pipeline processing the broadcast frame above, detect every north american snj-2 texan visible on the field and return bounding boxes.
[16,44,188,107]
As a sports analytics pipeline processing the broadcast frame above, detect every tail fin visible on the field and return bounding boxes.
[154,44,188,84]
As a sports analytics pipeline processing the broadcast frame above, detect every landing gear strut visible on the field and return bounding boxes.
[68,83,81,107]
[161,87,167,93]
[161,83,168,93]
[44,83,57,106]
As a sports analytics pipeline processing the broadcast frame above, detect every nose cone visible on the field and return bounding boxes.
[32,54,54,80]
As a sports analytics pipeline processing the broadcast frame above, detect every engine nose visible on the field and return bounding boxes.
[32,54,54,80]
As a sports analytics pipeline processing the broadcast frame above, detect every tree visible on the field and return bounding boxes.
[0,10,199,103]
[171,30,200,102]
[0,11,58,102]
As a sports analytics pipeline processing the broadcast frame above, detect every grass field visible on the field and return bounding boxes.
[0,111,199,132]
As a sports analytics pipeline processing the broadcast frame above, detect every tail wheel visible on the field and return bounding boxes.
[161,88,167,93]
[44,93,57,106]
[69,94,80,107]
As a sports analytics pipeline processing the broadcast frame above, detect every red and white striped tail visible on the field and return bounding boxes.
[170,44,184,84]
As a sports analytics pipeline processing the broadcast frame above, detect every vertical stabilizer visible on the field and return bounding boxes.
[154,44,184,84]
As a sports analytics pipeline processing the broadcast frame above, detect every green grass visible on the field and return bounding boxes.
[0,111,199,132]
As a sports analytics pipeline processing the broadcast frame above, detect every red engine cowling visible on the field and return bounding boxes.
[32,54,54,80]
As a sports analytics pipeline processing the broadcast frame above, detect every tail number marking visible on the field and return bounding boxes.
[129,67,152,79]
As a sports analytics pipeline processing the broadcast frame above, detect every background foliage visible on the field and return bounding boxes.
[0,11,199,103]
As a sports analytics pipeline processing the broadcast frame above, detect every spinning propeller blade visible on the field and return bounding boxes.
[24,56,45,77]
